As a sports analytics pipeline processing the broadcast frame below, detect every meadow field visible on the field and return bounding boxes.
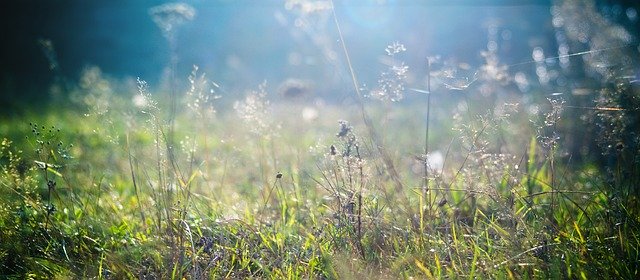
[1,0,639,279]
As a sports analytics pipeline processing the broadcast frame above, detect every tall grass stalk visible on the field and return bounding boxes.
[423,59,432,222]
[126,133,146,228]
[330,0,411,217]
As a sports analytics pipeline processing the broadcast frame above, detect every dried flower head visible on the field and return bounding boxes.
[369,42,409,102]
[385,41,406,56]
[186,65,220,118]
[337,120,351,138]
[234,83,275,137]
[134,77,157,111]
[284,0,332,16]
[149,2,196,40]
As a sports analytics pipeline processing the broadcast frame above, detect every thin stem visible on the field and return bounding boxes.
[356,146,365,260]
[423,59,432,218]
[168,37,178,145]
[330,1,361,100]
[261,176,280,214]
[126,133,147,228]
[493,242,560,269]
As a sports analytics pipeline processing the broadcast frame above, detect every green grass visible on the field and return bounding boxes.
[2,2,640,277]
[0,75,638,279]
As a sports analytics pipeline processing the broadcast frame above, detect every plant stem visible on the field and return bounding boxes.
[424,59,432,219]
[126,133,146,228]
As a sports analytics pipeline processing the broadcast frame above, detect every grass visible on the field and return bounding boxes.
[2,2,640,279]
[1,77,638,279]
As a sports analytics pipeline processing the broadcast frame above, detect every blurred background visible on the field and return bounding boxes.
[0,0,638,110]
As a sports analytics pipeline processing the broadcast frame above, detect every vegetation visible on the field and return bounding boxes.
[1,1,639,279]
